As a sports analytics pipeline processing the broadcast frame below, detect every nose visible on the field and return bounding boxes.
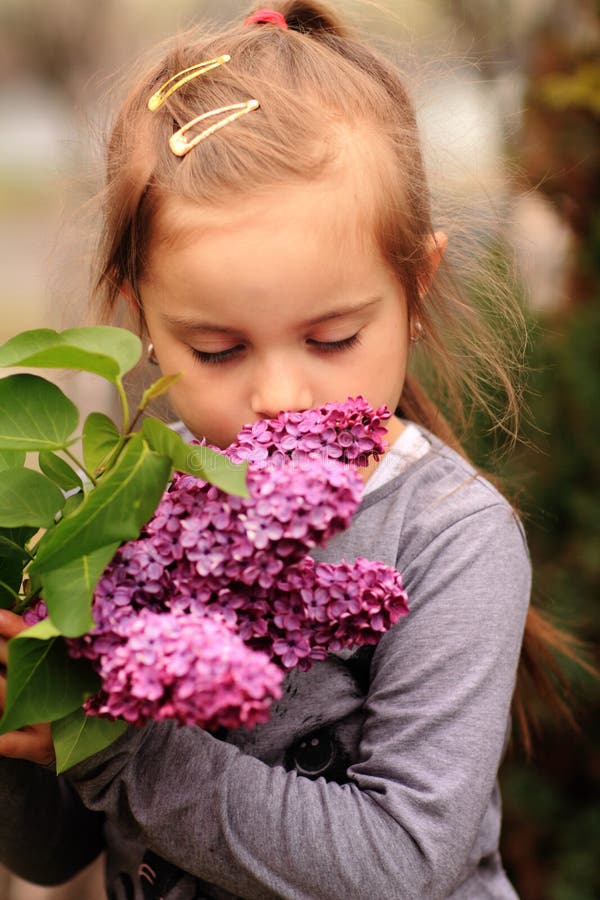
[250,357,313,419]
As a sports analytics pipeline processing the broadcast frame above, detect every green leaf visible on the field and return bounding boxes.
[140,373,182,409]
[61,327,141,378]
[15,617,60,639]
[0,330,119,382]
[39,451,83,492]
[0,374,78,451]
[142,418,249,497]
[187,444,249,496]
[41,543,119,637]
[0,468,65,527]
[60,490,84,519]
[0,527,35,608]
[0,329,61,364]
[0,526,36,561]
[31,435,171,575]
[0,327,141,384]
[0,558,22,607]
[82,412,121,476]
[0,622,100,734]
[0,449,25,472]
[52,708,128,773]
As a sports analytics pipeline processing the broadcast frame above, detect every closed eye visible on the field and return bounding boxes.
[190,333,361,365]
[190,345,244,365]
[307,333,361,354]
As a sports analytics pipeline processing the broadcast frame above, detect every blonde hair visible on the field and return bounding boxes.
[92,0,576,750]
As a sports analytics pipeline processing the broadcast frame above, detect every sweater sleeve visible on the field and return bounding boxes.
[68,501,530,900]
[0,758,104,885]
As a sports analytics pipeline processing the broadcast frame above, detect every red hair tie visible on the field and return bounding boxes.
[243,8,288,29]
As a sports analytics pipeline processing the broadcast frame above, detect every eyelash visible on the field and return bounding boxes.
[191,346,241,365]
[190,333,361,366]
[309,333,361,354]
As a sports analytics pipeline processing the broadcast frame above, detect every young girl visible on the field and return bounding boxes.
[0,2,553,897]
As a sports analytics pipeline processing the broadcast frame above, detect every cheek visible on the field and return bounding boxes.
[167,373,244,446]
[382,322,409,372]
[362,326,408,377]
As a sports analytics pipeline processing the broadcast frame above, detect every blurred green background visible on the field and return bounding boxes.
[0,1,598,898]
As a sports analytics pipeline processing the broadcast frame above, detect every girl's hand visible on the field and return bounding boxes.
[0,610,55,766]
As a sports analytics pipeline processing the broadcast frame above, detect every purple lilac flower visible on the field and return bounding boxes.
[227,395,390,468]
[62,397,409,732]
[22,599,47,627]
[268,557,409,667]
[84,610,283,730]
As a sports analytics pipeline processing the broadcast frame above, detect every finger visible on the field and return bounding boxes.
[0,611,26,668]
[0,638,13,669]
[0,726,55,766]
[0,610,27,640]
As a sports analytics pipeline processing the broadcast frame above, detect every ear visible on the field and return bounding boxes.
[418,230,447,298]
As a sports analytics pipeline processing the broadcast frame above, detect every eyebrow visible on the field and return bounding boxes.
[161,296,383,333]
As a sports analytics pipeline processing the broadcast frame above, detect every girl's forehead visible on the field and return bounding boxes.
[153,174,375,254]
[141,168,398,316]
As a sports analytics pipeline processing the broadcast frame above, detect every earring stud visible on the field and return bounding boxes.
[410,322,425,343]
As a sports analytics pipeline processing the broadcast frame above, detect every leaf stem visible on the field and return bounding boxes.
[128,405,145,435]
[0,579,21,602]
[116,380,130,433]
[62,447,97,487]
[95,436,127,476]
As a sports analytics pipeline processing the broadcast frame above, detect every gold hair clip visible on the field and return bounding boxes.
[169,100,260,157]
[148,54,231,111]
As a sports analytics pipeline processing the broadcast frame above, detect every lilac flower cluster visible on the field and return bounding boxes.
[85,612,282,730]
[63,397,408,731]
[227,394,390,468]
[270,556,408,668]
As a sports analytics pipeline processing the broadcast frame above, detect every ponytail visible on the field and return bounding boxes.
[255,1,353,37]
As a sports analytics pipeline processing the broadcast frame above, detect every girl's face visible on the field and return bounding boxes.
[140,171,411,451]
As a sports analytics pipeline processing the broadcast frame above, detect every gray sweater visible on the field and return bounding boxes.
[0,424,530,899]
